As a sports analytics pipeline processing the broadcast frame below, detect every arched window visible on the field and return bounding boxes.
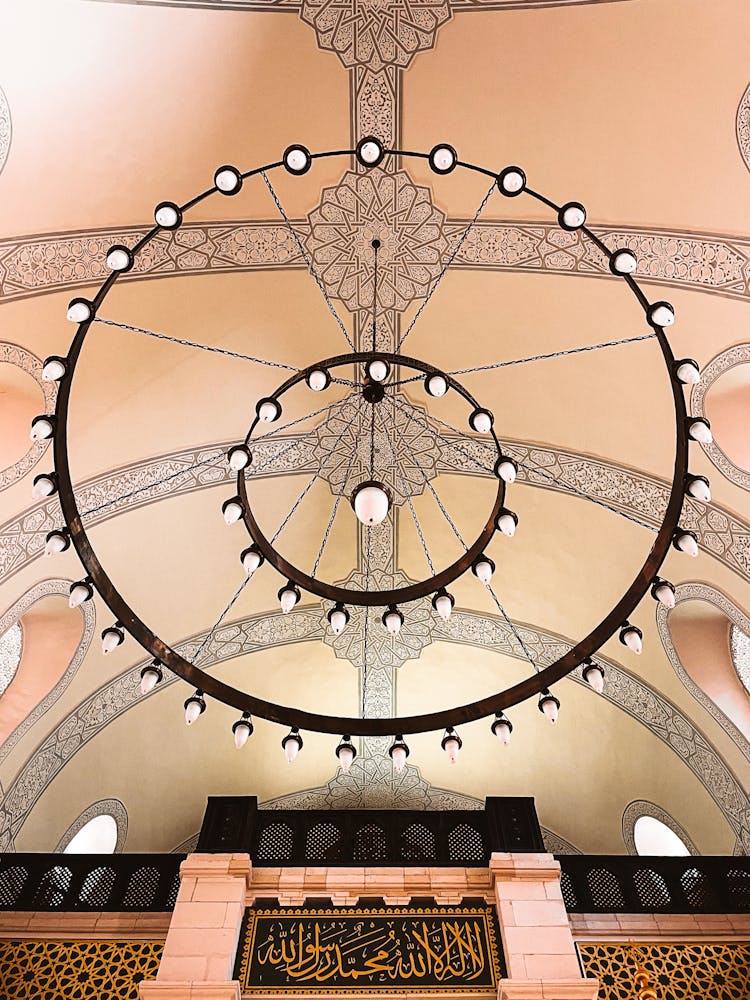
[730,625,750,696]
[63,814,119,854]
[633,816,691,857]
[0,623,22,696]
[56,800,127,854]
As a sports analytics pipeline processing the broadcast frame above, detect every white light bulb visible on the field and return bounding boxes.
[242,549,262,576]
[42,358,67,381]
[391,746,407,772]
[426,374,448,397]
[102,629,122,655]
[30,417,54,441]
[687,478,711,503]
[494,721,512,746]
[623,628,642,654]
[285,148,309,173]
[654,583,676,609]
[68,583,91,608]
[229,447,250,471]
[474,559,493,585]
[688,419,713,444]
[542,698,559,724]
[444,736,460,764]
[285,737,300,764]
[338,745,355,773]
[497,459,517,484]
[471,411,492,434]
[435,594,453,622]
[215,168,240,192]
[32,476,55,499]
[44,533,67,557]
[234,722,251,749]
[676,532,699,557]
[384,611,402,636]
[676,361,700,385]
[280,588,298,614]
[360,141,381,164]
[650,303,675,327]
[140,667,160,695]
[433,147,455,171]
[368,360,388,383]
[562,204,586,229]
[155,204,179,227]
[307,369,328,391]
[258,400,280,423]
[584,664,605,694]
[223,501,243,525]
[329,609,348,635]
[498,512,517,537]
[106,248,131,271]
[66,301,91,324]
[612,249,637,274]
[354,484,390,526]
[500,170,524,195]
[185,700,203,725]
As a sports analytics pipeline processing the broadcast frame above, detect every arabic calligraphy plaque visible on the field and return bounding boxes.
[235,905,504,994]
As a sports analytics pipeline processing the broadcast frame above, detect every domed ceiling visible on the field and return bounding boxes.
[0,0,749,856]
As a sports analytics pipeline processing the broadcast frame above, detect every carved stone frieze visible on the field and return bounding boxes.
[305,168,449,312]
[0,343,57,492]
[4,218,750,305]
[690,343,750,491]
[300,0,452,70]
[621,799,698,856]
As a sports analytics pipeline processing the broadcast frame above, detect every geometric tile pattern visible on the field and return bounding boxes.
[0,939,164,1000]
[578,943,750,1000]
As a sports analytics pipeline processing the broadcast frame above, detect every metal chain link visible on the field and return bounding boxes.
[361,522,372,719]
[261,171,355,351]
[192,575,251,666]
[486,583,540,674]
[270,473,318,544]
[398,181,496,351]
[94,317,299,371]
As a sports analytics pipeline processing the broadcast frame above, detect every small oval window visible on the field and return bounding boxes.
[0,623,22,696]
[63,814,118,854]
[730,625,750,696]
[634,816,690,856]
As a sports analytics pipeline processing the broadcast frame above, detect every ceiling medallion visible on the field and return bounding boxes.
[41,135,702,766]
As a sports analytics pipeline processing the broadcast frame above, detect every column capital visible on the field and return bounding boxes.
[179,853,252,885]
[140,982,241,1000]
[497,979,599,1000]
[489,853,561,883]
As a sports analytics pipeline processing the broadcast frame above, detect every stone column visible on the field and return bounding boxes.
[490,853,598,1000]
[139,853,250,1000]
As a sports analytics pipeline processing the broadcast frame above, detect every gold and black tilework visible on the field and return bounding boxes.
[578,942,750,1000]
[0,938,163,999]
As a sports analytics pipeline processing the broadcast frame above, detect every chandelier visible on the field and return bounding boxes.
[35,137,710,767]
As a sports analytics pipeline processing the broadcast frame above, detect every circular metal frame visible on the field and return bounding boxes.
[238,350,506,607]
[52,145,688,737]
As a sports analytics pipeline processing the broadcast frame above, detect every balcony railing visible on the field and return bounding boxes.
[557,854,750,913]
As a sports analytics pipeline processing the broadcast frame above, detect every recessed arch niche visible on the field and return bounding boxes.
[691,344,750,490]
[659,583,750,743]
[0,580,94,751]
[0,343,56,492]
[623,800,697,856]
[55,799,127,854]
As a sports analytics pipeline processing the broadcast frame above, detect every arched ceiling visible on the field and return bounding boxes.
[1,0,749,856]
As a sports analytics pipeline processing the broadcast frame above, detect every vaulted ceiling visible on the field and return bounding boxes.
[1,0,749,857]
